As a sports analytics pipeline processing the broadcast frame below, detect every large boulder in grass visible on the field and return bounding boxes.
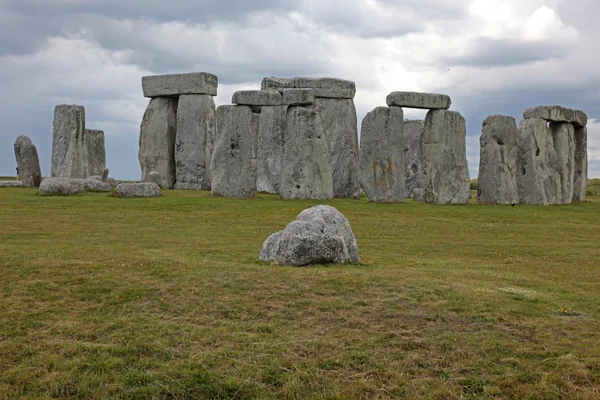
[39,177,85,196]
[260,205,361,266]
[115,182,162,198]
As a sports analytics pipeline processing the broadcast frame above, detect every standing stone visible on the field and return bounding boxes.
[256,106,287,194]
[550,122,575,204]
[421,110,470,204]
[516,118,561,205]
[403,120,423,199]
[138,97,178,189]
[280,107,333,200]
[477,115,518,205]
[14,135,42,188]
[52,105,87,179]
[174,94,216,190]
[359,107,405,203]
[314,98,360,198]
[573,127,587,202]
[210,106,258,198]
[85,129,106,177]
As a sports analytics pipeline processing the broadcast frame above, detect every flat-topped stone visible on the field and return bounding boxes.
[232,90,282,106]
[386,92,452,110]
[142,72,218,98]
[282,89,315,105]
[115,182,162,198]
[261,77,356,99]
[39,177,85,196]
[0,181,24,188]
[523,105,587,127]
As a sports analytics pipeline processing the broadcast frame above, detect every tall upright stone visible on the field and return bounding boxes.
[573,127,588,201]
[359,107,405,203]
[85,129,106,178]
[52,105,87,179]
[256,106,288,194]
[138,97,178,189]
[14,135,42,187]
[550,122,575,204]
[421,110,470,204]
[477,115,518,205]
[403,120,423,199]
[280,107,333,200]
[210,106,258,198]
[174,94,216,190]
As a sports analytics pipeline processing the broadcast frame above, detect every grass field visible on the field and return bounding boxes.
[1,188,599,399]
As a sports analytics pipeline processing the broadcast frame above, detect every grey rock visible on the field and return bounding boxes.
[232,90,282,106]
[550,122,575,204]
[477,115,518,205]
[106,178,117,187]
[282,89,315,105]
[280,106,333,200]
[115,182,162,198]
[314,98,361,198]
[174,94,216,190]
[261,77,356,99]
[51,105,87,179]
[142,72,218,98]
[523,105,587,127]
[256,106,287,194]
[402,120,423,199]
[82,179,112,192]
[0,181,24,188]
[259,205,361,266]
[573,127,587,202]
[386,92,452,110]
[210,106,258,198]
[145,170,163,188]
[139,97,178,189]
[85,129,106,177]
[412,188,425,202]
[516,118,561,205]
[359,107,405,203]
[39,177,85,196]
[421,110,470,204]
[14,135,42,188]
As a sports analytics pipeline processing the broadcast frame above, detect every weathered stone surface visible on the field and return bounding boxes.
[516,118,561,205]
[115,182,162,198]
[314,98,360,198]
[421,110,470,204]
[210,106,258,198]
[142,72,218,98]
[232,90,282,106]
[174,94,216,190]
[282,89,315,105]
[280,107,333,200]
[101,168,109,182]
[573,127,588,202]
[82,179,112,192]
[52,105,87,179]
[84,129,106,178]
[145,171,163,188]
[256,106,287,194]
[550,122,576,204]
[14,135,42,188]
[39,177,85,196]
[259,205,361,266]
[359,107,405,203]
[139,97,178,189]
[261,77,356,99]
[0,181,24,188]
[477,115,518,205]
[403,120,423,199]
[523,105,587,127]
[386,92,451,110]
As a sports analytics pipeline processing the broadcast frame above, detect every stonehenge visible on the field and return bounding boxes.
[14,135,42,188]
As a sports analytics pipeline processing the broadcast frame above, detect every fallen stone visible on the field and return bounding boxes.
[261,77,356,99]
[14,135,42,188]
[573,127,588,202]
[142,72,218,98]
[39,177,85,196]
[386,92,451,110]
[52,105,87,179]
[145,171,163,188]
[477,115,518,205]
[282,89,315,105]
[359,107,405,203]
[550,122,575,204]
[115,182,162,198]
[232,90,282,106]
[256,106,287,194]
[259,205,361,266]
[314,98,361,198]
[280,106,334,200]
[402,120,423,199]
[85,129,106,177]
[138,97,178,189]
[421,110,470,204]
[82,179,112,192]
[210,106,258,198]
[523,105,587,128]
[0,181,24,188]
[174,94,216,190]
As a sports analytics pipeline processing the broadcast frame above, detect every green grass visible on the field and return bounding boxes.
[1,189,599,399]
[587,179,600,196]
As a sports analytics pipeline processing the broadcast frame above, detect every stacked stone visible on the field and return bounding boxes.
[517,105,588,205]
[139,72,218,190]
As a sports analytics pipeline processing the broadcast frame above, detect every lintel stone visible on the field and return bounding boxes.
[142,72,218,98]
[386,92,451,110]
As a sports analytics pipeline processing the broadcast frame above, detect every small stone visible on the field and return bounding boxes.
[523,105,587,127]
[142,72,218,98]
[115,182,162,198]
[386,92,452,110]
[14,135,42,188]
[261,77,356,99]
[51,105,87,179]
[232,90,282,106]
[282,89,315,105]
[39,177,85,196]
[85,129,106,177]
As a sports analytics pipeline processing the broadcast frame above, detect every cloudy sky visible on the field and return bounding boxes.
[1,0,599,180]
